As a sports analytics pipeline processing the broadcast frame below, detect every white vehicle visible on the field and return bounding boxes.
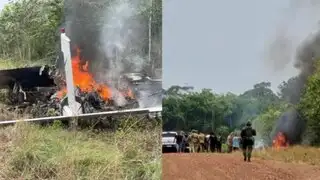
[162,131,179,152]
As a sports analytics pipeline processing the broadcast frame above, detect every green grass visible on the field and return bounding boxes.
[253,146,320,165]
[0,58,51,70]
[0,119,161,180]
[221,143,228,153]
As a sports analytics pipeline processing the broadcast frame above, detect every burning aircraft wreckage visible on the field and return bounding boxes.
[0,30,162,126]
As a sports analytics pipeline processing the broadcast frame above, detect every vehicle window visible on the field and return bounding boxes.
[162,133,177,137]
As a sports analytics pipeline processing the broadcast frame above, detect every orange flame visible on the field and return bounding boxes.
[272,132,289,150]
[127,88,133,98]
[56,47,134,101]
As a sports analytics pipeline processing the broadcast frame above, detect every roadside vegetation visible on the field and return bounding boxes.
[163,82,288,144]
[252,146,320,165]
[0,0,63,68]
[0,0,162,71]
[0,118,161,180]
[0,0,162,179]
[163,60,320,147]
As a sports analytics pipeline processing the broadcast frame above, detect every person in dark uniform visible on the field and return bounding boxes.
[209,132,217,152]
[240,121,256,162]
[216,133,222,153]
[184,134,189,152]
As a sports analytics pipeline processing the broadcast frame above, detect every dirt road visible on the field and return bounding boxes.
[162,153,320,180]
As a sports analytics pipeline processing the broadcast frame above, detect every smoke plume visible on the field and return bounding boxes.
[61,0,162,108]
[267,0,320,144]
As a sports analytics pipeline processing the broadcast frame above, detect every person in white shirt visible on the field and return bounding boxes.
[226,132,234,153]
[232,134,240,151]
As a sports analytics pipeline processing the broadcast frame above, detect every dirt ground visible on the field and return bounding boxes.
[162,153,320,180]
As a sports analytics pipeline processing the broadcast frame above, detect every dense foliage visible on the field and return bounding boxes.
[0,0,162,71]
[0,0,63,64]
[299,61,320,145]
[163,68,320,146]
[163,82,282,133]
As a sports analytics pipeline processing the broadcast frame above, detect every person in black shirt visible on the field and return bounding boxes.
[216,133,222,153]
[209,132,217,152]
[240,121,257,162]
[184,134,189,152]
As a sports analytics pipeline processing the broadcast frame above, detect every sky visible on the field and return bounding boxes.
[0,0,319,94]
[0,0,7,10]
[163,0,320,94]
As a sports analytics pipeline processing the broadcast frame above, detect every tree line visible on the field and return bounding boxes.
[163,64,320,146]
[0,0,162,73]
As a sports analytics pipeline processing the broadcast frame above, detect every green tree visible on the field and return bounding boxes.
[299,61,320,145]
[163,82,282,138]
[163,86,236,132]
[0,0,162,71]
[0,0,63,64]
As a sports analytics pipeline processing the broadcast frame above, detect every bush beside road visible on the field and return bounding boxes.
[0,119,161,180]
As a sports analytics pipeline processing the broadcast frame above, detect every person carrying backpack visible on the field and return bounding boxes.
[240,121,256,162]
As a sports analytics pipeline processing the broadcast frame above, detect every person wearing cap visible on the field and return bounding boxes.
[240,121,256,162]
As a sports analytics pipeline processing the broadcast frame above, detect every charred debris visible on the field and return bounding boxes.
[0,65,161,122]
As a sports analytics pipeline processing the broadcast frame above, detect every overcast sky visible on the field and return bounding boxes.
[0,0,7,10]
[1,0,320,94]
[163,0,320,94]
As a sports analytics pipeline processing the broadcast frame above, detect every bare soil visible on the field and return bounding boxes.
[162,153,320,180]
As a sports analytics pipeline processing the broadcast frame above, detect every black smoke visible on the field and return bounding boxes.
[55,0,106,72]
[60,0,158,77]
[272,109,305,144]
[272,30,320,145]
[57,0,162,108]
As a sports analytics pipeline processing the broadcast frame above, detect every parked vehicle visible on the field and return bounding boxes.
[162,131,179,153]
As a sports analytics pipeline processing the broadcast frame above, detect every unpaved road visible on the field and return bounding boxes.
[162,153,320,180]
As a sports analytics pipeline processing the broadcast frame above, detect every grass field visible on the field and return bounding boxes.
[0,58,51,70]
[0,119,161,180]
[253,146,320,165]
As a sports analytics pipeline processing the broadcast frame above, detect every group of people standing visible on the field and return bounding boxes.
[175,121,257,162]
[175,130,223,153]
